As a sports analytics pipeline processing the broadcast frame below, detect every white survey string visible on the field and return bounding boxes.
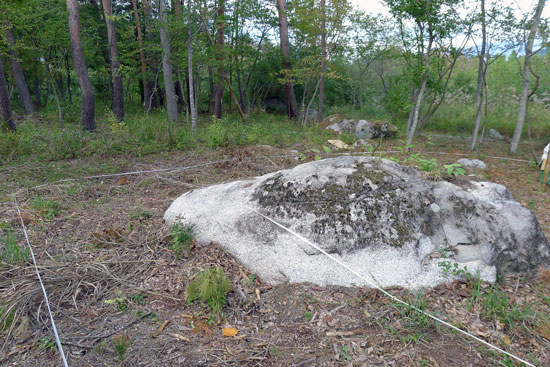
[226,197,536,367]
[11,194,69,367]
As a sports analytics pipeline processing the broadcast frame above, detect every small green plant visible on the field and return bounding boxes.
[303,311,314,322]
[482,285,534,328]
[104,291,129,312]
[339,345,352,361]
[130,210,152,220]
[392,292,429,327]
[171,223,196,259]
[39,337,57,351]
[187,267,230,315]
[30,196,62,220]
[415,157,439,172]
[1,230,29,267]
[93,339,105,354]
[130,293,147,306]
[0,305,15,331]
[112,333,130,361]
[442,163,466,177]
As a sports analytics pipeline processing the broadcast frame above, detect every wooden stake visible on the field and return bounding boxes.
[542,156,550,192]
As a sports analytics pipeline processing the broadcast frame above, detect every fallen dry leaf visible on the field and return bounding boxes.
[152,320,170,338]
[192,321,214,337]
[222,327,239,337]
[172,333,192,343]
[501,335,511,346]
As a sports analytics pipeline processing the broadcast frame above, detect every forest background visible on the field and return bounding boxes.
[0,0,549,162]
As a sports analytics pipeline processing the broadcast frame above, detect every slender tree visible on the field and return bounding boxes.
[131,0,151,112]
[0,57,15,131]
[66,0,96,131]
[510,0,545,154]
[102,0,124,121]
[317,0,327,122]
[276,0,299,119]
[471,0,487,151]
[213,0,225,118]
[5,27,35,115]
[188,0,197,134]
[159,0,179,122]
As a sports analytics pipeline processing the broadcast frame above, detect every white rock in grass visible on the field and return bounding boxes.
[457,158,487,170]
[165,156,550,289]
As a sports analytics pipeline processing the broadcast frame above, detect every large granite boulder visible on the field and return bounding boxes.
[321,115,397,139]
[164,157,550,289]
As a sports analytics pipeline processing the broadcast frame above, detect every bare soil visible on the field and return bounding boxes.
[1,136,549,367]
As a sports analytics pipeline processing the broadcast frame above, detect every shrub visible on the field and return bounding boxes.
[187,267,230,315]
[171,223,196,259]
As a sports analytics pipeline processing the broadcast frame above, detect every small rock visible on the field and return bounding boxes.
[328,139,350,149]
[355,120,397,140]
[457,158,487,170]
[488,129,504,140]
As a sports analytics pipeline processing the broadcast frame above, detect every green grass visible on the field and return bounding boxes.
[0,229,29,267]
[30,195,62,220]
[0,111,334,165]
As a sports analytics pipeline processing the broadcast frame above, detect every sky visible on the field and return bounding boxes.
[349,0,550,18]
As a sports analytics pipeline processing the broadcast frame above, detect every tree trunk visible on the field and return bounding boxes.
[316,0,326,123]
[510,0,545,154]
[213,0,225,118]
[159,0,179,122]
[208,66,215,113]
[131,0,151,112]
[0,58,15,132]
[5,27,34,115]
[65,51,72,103]
[66,0,96,131]
[102,0,124,121]
[188,0,198,135]
[471,0,486,151]
[406,29,433,145]
[143,0,161,109]
[276,0,298,119]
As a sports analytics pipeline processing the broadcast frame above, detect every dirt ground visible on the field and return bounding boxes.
[1,135,549,367]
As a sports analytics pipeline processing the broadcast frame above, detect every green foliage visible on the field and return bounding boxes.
[442,163,466,177]
[303,311,314,322]
[0,230,29,267]
[170,223,196,259]
[339,345,352,361]
[482,285,534,328]
[31,196,62,220]
[391,292,430,327]
[39,337,57,351]
[112,334,131,361]
[187,267,231,315]
[0,305,16,331]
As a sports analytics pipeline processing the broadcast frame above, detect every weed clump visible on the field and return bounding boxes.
[0,230,29,267]
[171,223,196,259]
[112,333,130,361]
[187,267,230,315]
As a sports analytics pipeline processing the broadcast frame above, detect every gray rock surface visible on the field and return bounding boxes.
[355,120,398,139]
[164,157,550,289]
[488,129,504,140]
[457,158,487,170]
[323,115,397,140]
